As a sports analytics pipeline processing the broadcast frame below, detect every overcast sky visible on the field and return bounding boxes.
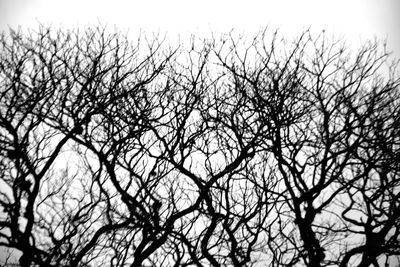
[0,0,399,56]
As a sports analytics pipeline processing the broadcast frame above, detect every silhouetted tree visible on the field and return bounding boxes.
[0,26,399,266]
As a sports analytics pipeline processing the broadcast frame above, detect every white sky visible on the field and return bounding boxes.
[0,0,399,56]
[0,1,399,265]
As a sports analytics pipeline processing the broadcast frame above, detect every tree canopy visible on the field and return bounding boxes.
[0,26,399,267]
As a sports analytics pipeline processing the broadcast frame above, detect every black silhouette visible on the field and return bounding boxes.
[0,26,399,267]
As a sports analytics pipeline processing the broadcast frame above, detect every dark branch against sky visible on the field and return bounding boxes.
[0,0,399,57]
[0,26,399,266]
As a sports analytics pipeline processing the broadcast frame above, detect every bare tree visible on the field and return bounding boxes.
[0,26,399,266]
